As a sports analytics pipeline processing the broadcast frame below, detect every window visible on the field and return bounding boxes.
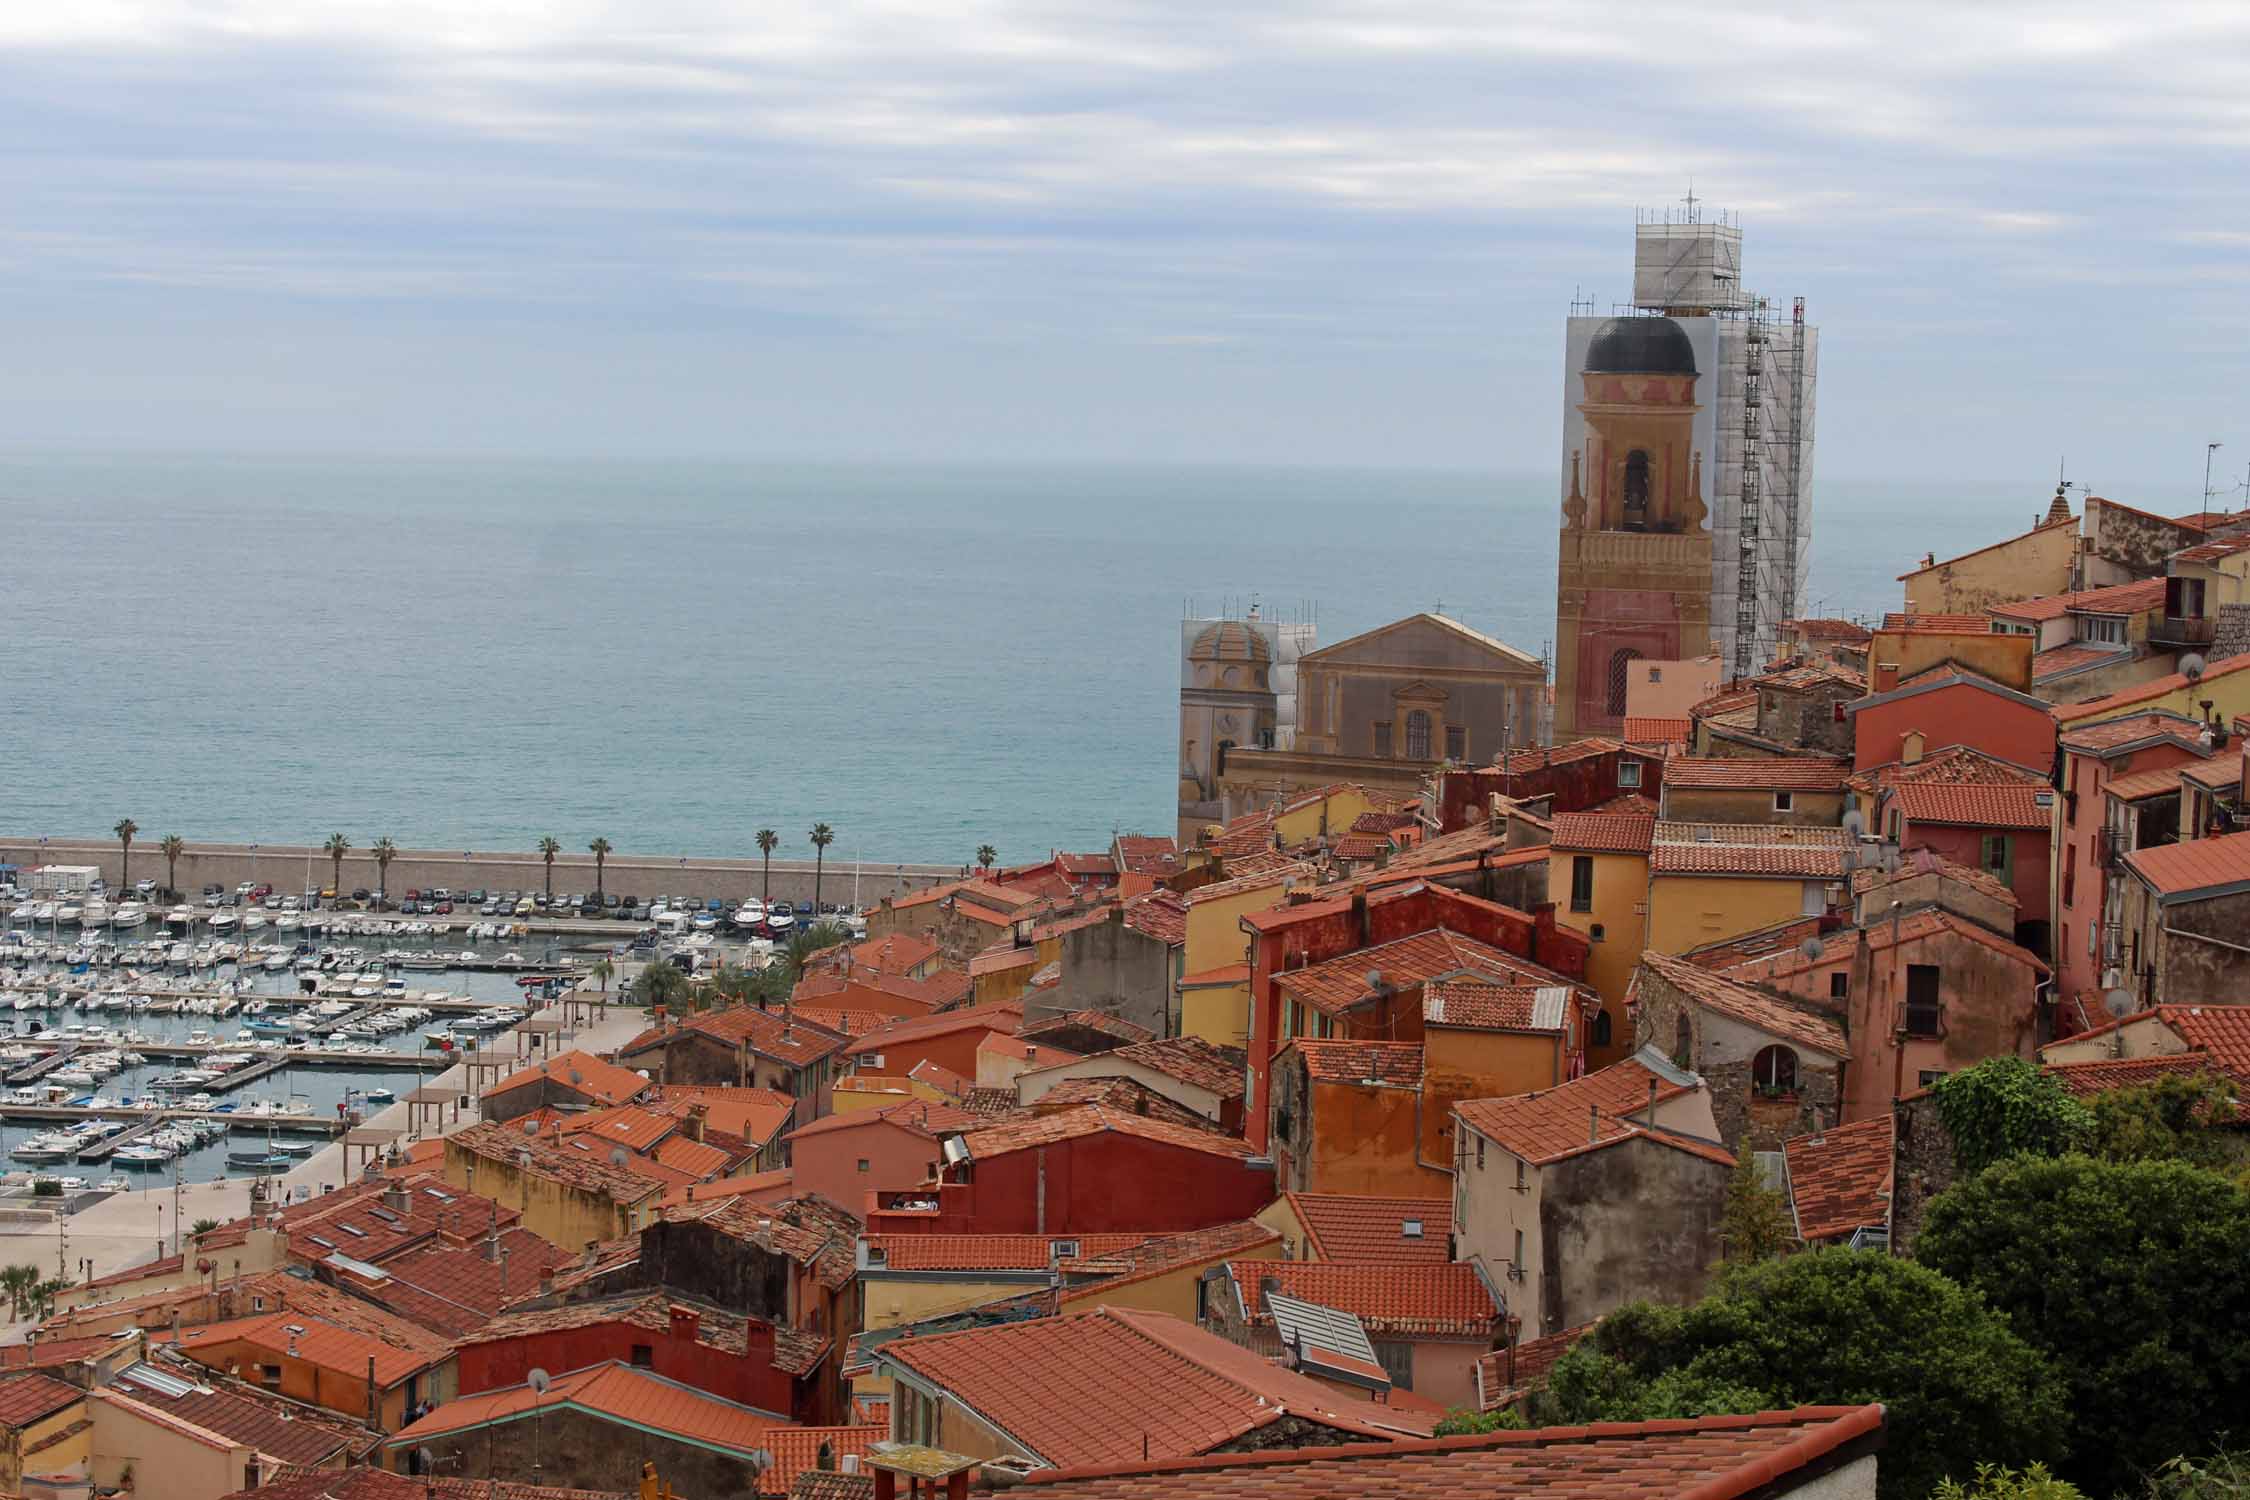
[1830,972,1848,1000]
[1514,1159,1527,1193]
[1405,710,1432,760]
[1607,649,1642,718]
[865,1246,887,1267]
[2168,575,2207,619]
[1887,809,1902,841]
[856,1158,871,1173]
[2078,614,2127,645]
[2063,850,2076,907]
[1373,721,1393,758]
[1592,1010,1612,1047]
[2070,757,2080,795]
[1050,1239,1081,1258]
[1590,922,1606,941]
[1982,833,2013,885]
[1752,1045,1798,1093]
[1617,761,1643,788]
[1216,739,1233,777]
[1445,724,1466,762]
[1906,964,1942,1037]
[1622,450,1652,526]
[1774,791,1795,813]
[1648,667,1663,683]
[1672,1011,1692,1066]
[630,1343,654,1367]
[1918,1070,1950,1087]
[1569,856,1595,913]
[1401,1218,1424,1240]
[1476,1136,1486,1170]
[1512,1228,1526,1271]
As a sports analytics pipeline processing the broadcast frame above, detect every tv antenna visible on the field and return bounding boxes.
[2206,442,2225,509]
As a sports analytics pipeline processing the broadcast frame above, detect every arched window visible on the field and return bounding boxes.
[1672,1011,1692,1066]
[1607,648,1642,719]
[1622,450,1651,528]
[1592,1009,1612,1047]
[1754,1045,1798,1094]
[1404,709,1432,760]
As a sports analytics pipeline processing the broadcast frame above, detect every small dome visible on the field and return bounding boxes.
[1584,317,1698,377]
[1189,621,1272,664]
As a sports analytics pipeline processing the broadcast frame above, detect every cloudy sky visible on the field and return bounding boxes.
[3,1,2247,484]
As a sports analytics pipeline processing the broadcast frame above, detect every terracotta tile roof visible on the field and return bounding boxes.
[1992,577,2167,622]
[2127,828,2250,898]
[168,1310,442,1388]
[463,1289,817,1379]
[1032,1077,1220,1131]
[794,968,959,1012]
[1007,1402,1883,1498]
[1056,851,1117,877]
[1787,617,1873,642]
[1352,810,1424,835]
[0,1335,117,1372]
[1852,845,2016,907]
[1755,661,1866,692]
[2043,1004,2250,1087]
[1634,952,1851,1059]
[791,1473,875,1500]
[486,1049,648,1108]
[228,1470,627,1500]
[231,1272,458,1362]
[1710,905,2045,982]
[2032,643,2127,681]
[1183,866,1309,906]
[2058,710,2209,754]
[2057,651,2250,723]
[344,1226,577,1340]
[1453,1055,1729,1168]
[1098,1037,1247,1099]
[1493,738,1627,774]
[105,1364,369,1466]
[2105,765,2188,802]
[864,1234,1145,1272]
[1332,831,1398,860]
[961,1104,1259,1162]
[876,1306,1429,1468]
[448,1121,665,1206]
[2045,1054,2234,1097]
[1120,890,1188,945]
[1848,744,2049,795]
[1018,1011,1155,1050]
[1621,716,1692,745]
[647,1085,798,1145]
[1690,687,1759,719]
[1282,1193,1451,1263]
[1288,1039,1424,1086]
[970,945,1045,978]
[1886,780,2054,830]
[1648,823,1850,878]
[2174,531,2250,563]
[0,1372,81,1428]
[1663,757,1850,791]
[1880,612,1995,634]
[1422,977,1579,1034]
[760,1425,886,1496]
[1177,962,1251,986]
[1472,1322,1596,1410]
[661,1195,860,1294]
[1227,1261,1499,1337]
[1276,927,1581,1018]
[1549,807,1656,855]
[683,1005,852,1068]
[654,1167,796,1213]
[1113,835,1181,876]
[1783,1117,1893,1242]
[844,1002,1025,1058]
[553,1103,676,1154]
[1056,1221,1281,1300]
[977,1033,1079,1069]
[834,932,942,976]
[392,1360,780,1456]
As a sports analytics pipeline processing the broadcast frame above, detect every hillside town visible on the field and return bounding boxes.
[0,482,2244,1500]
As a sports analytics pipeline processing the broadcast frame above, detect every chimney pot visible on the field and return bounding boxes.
[1589,1102,1600,1144]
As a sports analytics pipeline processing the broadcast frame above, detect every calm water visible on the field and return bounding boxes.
[0,453,2058,863]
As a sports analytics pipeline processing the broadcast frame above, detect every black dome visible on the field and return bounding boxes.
[1584,317,1698,377]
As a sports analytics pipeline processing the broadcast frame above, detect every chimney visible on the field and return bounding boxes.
[685,1104,708,1143]
[668,1304,701,1344]
[1350,889,1369,946]
[1644,1078,1658,1125]
[383,1184,409,1216]
[538,1265,555,1297]
[1588,1103,1600,1144]
[1023,1045,1037,1063]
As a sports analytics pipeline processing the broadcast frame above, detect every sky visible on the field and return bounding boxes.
[4,1,2249,487]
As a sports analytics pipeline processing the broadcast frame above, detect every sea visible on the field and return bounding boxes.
[0,452,2062,865]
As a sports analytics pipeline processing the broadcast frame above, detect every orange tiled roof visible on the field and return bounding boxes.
[759,1425,886,1496]
[1275,928,1580,1018]
[485,1049,648,1108]
[1991,577,2166,622]
[1227,1260,1499,1337]
[646,1085,798,1146]
[1472,1321,1597,1410]
[2058,710,2209,754]
[2043,1004,2250,1086]
[1282,1193,1451,1263]
[1288,1039,1424,1086]
[1879,612,1994,634]
[1634,952,1850,1059]
[1453,1057,1726,1168]
[0,1372,81,1428]
[1033,1077,1221,1131]
[1549,807,1656,855]
[2056,651,2250,723]
[1422,976,1578,1033]
[864,1234,1146,1272]
[448,1121,665,1205]
[1885,780,2053,830]
[876,1306,1429,1469]
[1621,716,1692,745]
[2032,643,2127,681]
[390,1360,779,1456]
[1056,1221,1282,1300]
[844,1001,1025,1058]
[347,1225,577,1340]
[1663,757,1850,792]
[1088,1037,1247,1099]
[1648,823,1849,878]
[2104,765,2188,802]
[2126,828,2250,898]
[1018,1011,1156,1050]
[1784,1117,1893,1243]
[1120,890,1188,945]
[1114,835,1181,876]
[169,1310,441,1388]
[961,1105,1258,1162]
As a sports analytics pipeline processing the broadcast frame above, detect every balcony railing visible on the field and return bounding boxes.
[2151,614,2217,648]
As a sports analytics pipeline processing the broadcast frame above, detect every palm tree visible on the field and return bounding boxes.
[756,829,779,905]
[589,838,612,901]
[538,837,561,899]
[323,834,351,897]
[113,819,137,891]
[0,1264,35,1321]
[808,824,834,912]
[159,834,186,900]
[372,837,397,907]
[632,960,689,1012]
[976,844,997,873]
[589,957,614,1017]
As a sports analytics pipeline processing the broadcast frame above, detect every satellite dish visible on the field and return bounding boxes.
[1365,969,1385,990]
[747,1449,774,1475]
[527,1368,551,1395]
[609,1147,629,1166]
[517,1149,533,1168]
[521,1119,539,1136]
[2182,653,2207,684]
[1799,936,1824,962]
[2103,988,2134,1019]
[416,1448,436,1471]
[568,1069,584,1085]
[1841,809,1866,837]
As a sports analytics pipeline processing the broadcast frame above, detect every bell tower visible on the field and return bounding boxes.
[1553,316,1714,738]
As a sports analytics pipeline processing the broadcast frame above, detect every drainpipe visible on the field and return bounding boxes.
[1035,1147,1046,1235]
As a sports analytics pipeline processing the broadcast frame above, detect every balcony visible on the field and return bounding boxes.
[2150,614,2217,649]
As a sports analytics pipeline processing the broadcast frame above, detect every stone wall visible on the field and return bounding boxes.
[1887,1092,1956,1256]
[2153,887,2250,1007]
[404,1404,758,1497]
[636,1218,794,1326]
[1043,913,1176,1037]
[1540,1134,1729,1332]
[1630,965,1839,1153]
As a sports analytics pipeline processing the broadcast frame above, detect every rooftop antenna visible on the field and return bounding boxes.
[2206,442,2225,510]
[526,1368,550,1482]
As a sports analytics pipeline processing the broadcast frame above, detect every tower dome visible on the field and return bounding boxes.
[1584,316,1698,377]
[1188,621,1273,664]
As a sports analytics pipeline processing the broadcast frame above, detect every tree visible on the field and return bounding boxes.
[371,837,396,905]
[2147,1451,2250,1500]
[1932,1056,2091,1174]
[1434,1406,1526,1436]
[976,844,997,873]
[1716,1141,1794,1265]
[538,836,561,899]
[631,960,689,1012]
[589,958,614,1015]
[1534,1252,2067,1500]
[114,818,137,890]
[1934,1464,2088,1500]
[808,824,834,910]
[159,834,186,899]
[323,833,350,897]
[2086,1071,2245,1173]
[588,838,612,901]
[0,1264,36,1321]
[190,1216,220,1238]
[756,829,779,905]
[1918,1153,2250,1496]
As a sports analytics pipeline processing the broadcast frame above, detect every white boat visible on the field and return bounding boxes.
[732,900,766,927]
[240,912,267,932]
[110,903,147,930]
[98,1174,130,1191]
[209,911,239,934]
[81,899,111,927]
[55,905,83,927]
[164,907,195,934]
[111,1145,169,1168]
[12,1134,76,1163]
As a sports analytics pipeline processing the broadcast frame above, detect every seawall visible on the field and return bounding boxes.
[0,837,962,909]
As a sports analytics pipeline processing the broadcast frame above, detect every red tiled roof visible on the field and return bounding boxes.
[1648,823,1850,878]
[1783,1117,1893,1243]
[1885,780,2053,830]
[864,1234,1145,1271]
[2056,651,2250,723]
[0,1372,81,1428]
[1228,1261,1499,1336]
[1549,808,1656,855]
[1057,851,1117,877]
[1422,977,1578,1033]
[1288,1039,1424,1086]
[1991,577,2166,622]
[794,967,958,1012]
[1454,1058,1729,1168]
[1092,1037,1247,1099]
[225,1470,625,1500]
[1879,612,1995,634]
[447,1121,665,1205]
[486,1049,648,1108]
[348,1226,577,1339]
[2127,828,2250,898]
[1787,618,1873,642]
[391,1360,779,1456]
[1007,1403,1884,1499]
[2174,531,2250,563]
[2045,1054,2235,1097]
[759,1426,886,1496]
[169,1310,441,1388]
[1634,952,1850,1059]
[2032,643,2125,681]
[961,1104,1259,1162]
[1032,1077,1221,1131]
[654,1167,795,1213]
[876,1306,1429,1468]
[2105,765,2188,802]
[1663,758,1850,791]
[1114,835,1181,876]
[1282,1193,1451,1264]
[844,1002,1025,1058]
[1621,716,1692,745]
[1276,927,1581,1017]
[1120,891,1188,945]
[104,1366,370,1466]
[1472,1322,1596,1410]
[646,1085,798,1146]
[2044,1004,2250,1086]
[1018,1011,1156,1050]
[1178,962,1251,987]
[2058,710,2209,754]
[1056,1221,1282,1301]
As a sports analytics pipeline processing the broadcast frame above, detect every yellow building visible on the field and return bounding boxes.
[0,1378,87,1495]
[1899,508,2078,614]
[1868,620,2036,692]
[443,1123,662,1247]
[1547,807,1656,1066]
[1174,869,1302,1046]
[1053,1222,1282,1322]
[1644,822,1850,955]
[2055,651,2250,734]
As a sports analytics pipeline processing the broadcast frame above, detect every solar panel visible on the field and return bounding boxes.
[119,1363,196,1399]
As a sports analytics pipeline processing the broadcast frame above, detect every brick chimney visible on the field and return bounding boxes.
[668,1304,701,1344]
[685,1103,708,1143]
